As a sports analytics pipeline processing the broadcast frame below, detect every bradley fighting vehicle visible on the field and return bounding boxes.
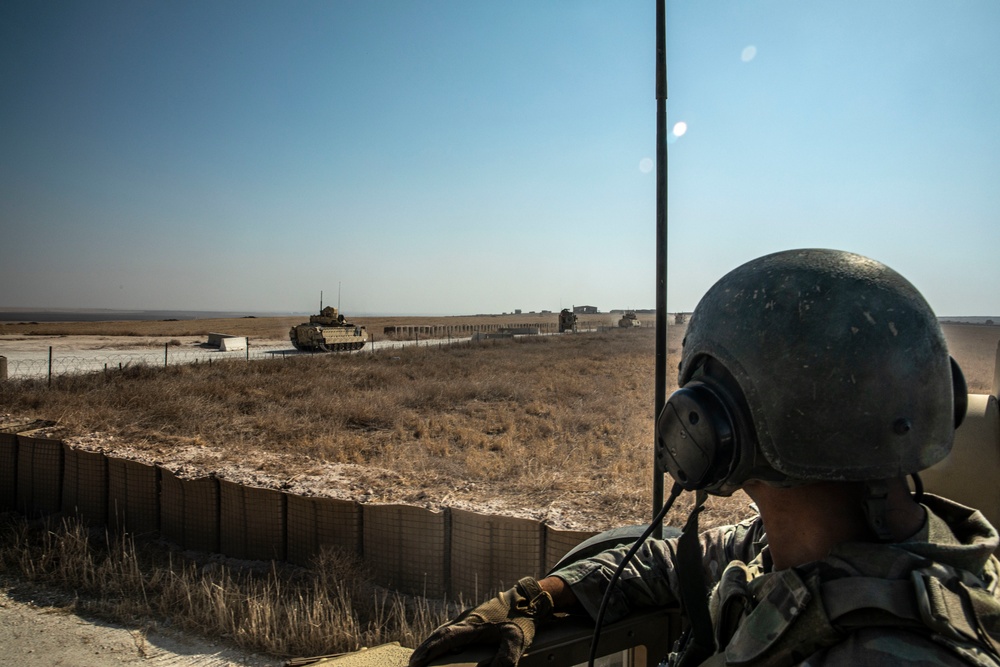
[289,306,368,352]
[618,311,641,328]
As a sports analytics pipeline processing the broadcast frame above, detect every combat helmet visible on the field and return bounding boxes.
[658,248,964,496]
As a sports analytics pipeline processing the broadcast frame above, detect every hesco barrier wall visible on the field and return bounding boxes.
[0,422,598,601]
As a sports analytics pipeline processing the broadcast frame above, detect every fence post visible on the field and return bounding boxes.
[0,356,6,381]
[246,338,250,362]
[164,343,169,368]
[48,346,53,387]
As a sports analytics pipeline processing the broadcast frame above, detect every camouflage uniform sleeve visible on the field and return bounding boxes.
[799,628,991,666]
[552,516,765,624]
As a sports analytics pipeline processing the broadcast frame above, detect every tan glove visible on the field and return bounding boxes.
[408,577,554,667]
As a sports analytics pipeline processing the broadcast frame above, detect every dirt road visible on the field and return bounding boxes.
[0,577,282,667]
[0,334,468,380]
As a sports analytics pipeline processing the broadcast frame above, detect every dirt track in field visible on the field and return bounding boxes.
[0,575,281,667]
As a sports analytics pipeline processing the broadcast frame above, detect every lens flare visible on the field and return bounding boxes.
[639,157,654,173]
[672,121,688,137]
[741,45,757,62]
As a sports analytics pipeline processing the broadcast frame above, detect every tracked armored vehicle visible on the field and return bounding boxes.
[558,308,578,333]
[289,306,368,352]
[618,311,641,327]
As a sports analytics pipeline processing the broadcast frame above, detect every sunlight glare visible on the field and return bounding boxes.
[672,122,688,137]
[741,45,757,62]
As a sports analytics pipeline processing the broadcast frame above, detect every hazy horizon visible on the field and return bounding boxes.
[2,307,998,325]
[0,305,652,320]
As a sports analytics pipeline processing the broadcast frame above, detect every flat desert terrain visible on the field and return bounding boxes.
[1,317,997,532]
[0,317,997,666]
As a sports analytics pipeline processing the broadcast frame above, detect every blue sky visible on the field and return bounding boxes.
[2,1,998,316]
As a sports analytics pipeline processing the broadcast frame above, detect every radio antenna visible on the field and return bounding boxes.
[652,0,669,538]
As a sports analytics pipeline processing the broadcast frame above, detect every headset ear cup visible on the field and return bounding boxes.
[951,356,967,429]
[656,383,737,491]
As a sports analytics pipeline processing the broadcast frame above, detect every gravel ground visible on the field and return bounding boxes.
[0,576,282,667]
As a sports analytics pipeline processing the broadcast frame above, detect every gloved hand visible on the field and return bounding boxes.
[408,577,554,667]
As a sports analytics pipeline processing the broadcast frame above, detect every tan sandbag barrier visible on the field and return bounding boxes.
[0,423,599,600]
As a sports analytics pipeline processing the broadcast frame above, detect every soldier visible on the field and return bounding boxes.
[409,249,1000,666]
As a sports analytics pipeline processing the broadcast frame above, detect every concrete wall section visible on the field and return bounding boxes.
[219,337,247,352]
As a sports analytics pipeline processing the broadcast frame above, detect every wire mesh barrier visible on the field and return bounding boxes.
[1,339,435,381]
[0,423,599,600]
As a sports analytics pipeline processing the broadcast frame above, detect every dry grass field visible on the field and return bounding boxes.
[1,317,997,533]
[2,325,672,531]
[1,317,997,660]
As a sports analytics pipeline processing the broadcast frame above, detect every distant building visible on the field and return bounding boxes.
[573,305,598,314]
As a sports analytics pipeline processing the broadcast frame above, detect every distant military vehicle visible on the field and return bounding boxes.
[618,311,641,328]
[289,306,368,352]
[558,308,578,333]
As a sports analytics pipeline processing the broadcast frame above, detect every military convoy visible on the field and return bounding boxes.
[288,306,368,352]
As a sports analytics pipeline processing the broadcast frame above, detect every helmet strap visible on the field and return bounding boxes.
[910,472,925,504]
[673,489,716,666]
[863,480,894,542]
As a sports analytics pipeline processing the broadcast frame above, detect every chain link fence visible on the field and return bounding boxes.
[0,317,652,382]
[0,336,428,381]
[1,330,612,381]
